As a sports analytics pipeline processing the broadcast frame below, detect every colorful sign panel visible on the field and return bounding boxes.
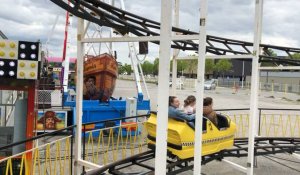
[0,39,41,80]
[36,110,67,132]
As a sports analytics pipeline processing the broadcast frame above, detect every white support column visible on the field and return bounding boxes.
[74,17,84,174]
[137,61,151,99]
[63,15,72,92]
[120,0,144,97]
[108,0,115,54]
[171,57,178,94]
[171,0,180,96]
[247,0,263,175]
[128,43,143,95]
[193,0,208,174]
[155,0,173,174]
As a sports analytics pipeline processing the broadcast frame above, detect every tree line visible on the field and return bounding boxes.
[118,51,300,76]
[118,58,232,77]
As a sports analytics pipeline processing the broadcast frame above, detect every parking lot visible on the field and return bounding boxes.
[113,79,300,111]
[113,79,300,175]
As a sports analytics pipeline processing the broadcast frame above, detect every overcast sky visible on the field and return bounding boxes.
[0,0,299,63]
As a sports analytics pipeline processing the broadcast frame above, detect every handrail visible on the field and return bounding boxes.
[0,125,75,151]
[258,108,300,111]
[0,114,150,151]
[215,108,300,112]
[215,108,250,112]
[0,135,72,163]
[1,108,299,153]
[82,113,150,126]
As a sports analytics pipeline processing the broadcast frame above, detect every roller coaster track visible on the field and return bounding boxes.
[50,0,300,66]
[85,137,300,175]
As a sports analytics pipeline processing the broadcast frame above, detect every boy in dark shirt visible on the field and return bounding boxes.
[203,97,218,126]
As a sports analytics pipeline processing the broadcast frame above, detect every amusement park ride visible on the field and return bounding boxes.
[1,0,300,175]
[0,0,151,173]
[48,0,300,175]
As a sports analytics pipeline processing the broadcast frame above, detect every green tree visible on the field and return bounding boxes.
[118,64,126,75]
[292,53,300,59]
[171,58,216,77]
[125,64,133,75]
[118,63,128,75]
[263,48,277,57]
[153,58,159,75]
[261,48,277,66]
[141,60,154,75]
[184,60,197,77]
[215,60,232,77]
[118,63,133,75]
[173,60,188,76]
[205,59,215,74]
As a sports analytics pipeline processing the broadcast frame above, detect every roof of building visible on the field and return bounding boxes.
[46,57,77,63]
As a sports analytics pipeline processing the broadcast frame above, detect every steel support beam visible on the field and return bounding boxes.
[247,0,263,175]
[171,0,180,96]
[63,13,72,93]
[155,0,173,174]
[177,55,253,60]
[193,0,208,174]
[81,34,200,43]
[74,17,85,174]
[50,0,300,66]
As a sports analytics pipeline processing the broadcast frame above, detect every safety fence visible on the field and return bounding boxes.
[216,108,300,138]
[1,109,300,174]
[258,108,300,137]
[81,114,149,173]
[216,108,249,138]
[169,78,300,94]
[118,75,300,94]
[258,82,300,94]
[0,126,74,175]
[81,108,300,172]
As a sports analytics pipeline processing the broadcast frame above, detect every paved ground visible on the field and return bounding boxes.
[113,79,300,111]
[112,79,300,175]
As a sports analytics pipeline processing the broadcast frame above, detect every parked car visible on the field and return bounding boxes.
[156,78,183,88]
[169,78,184,88]
[204,79,216,90]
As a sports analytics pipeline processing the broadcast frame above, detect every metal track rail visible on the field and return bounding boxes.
[84,137,300,175]
[50,0,300,66]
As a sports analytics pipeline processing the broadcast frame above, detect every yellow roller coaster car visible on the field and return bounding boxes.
[146,112,236,159]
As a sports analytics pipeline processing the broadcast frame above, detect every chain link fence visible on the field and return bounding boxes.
[178,78,300,94]
[118,75,300,94]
